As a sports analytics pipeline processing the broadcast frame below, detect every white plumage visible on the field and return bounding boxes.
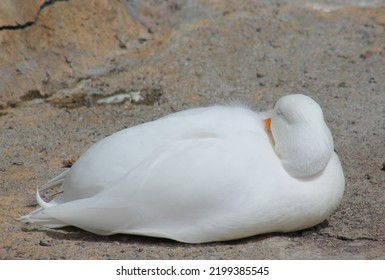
[21,94,345,243]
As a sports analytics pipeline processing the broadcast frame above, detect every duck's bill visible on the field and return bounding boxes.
[264,118,272,133]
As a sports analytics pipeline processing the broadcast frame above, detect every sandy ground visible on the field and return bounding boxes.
[1,0,385,259]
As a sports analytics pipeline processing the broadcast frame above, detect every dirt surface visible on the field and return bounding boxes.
[1,0,385,259]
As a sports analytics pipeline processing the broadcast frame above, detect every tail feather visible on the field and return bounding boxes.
[36,169,70,208]
[39,169,70,192]
[20,169,71,227]
[20,208,68,228]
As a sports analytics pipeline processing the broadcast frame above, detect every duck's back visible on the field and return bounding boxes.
[58,106,269,202]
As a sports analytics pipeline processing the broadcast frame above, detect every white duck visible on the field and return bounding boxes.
[21,94,345,243]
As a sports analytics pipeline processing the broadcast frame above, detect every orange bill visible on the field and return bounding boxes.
[264,118,272,133]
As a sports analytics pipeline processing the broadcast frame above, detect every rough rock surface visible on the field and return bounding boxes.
[0,0,146,105]
[0,0,384,259]
[0,0,46,27]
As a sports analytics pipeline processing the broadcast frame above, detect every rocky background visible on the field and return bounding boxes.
[1,0,384,259]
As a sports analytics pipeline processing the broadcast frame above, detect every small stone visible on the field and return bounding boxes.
[256,73,265,78]
[97,92,142,105]
[62,155,79,168]
[39,239,51,247]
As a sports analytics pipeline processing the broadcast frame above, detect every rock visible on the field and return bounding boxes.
[0,0,45,27]
[0,0,146,106]
[39,239,51,247]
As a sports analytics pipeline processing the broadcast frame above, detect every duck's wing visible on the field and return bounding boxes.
[57,106,266,202]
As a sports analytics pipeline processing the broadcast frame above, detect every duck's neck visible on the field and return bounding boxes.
[274,124,334,178]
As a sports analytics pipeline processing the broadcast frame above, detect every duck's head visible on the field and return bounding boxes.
[264,94,334,178]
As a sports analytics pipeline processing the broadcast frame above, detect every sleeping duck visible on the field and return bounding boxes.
[21,94,345,243]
